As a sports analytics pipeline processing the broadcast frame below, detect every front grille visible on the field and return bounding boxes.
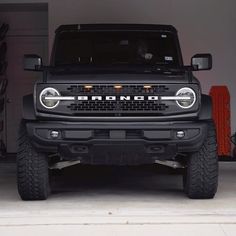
[37,83,199,117]
[65,84,170,116]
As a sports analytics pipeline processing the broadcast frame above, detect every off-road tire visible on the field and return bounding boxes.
[184,121,218,199]
[17,121,50,200]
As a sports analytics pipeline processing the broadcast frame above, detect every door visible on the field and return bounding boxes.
[6,36,48,153]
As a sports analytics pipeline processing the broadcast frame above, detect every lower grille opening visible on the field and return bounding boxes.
[94,130,143,138]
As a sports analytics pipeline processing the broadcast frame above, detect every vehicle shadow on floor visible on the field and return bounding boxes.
[50,165,185,198]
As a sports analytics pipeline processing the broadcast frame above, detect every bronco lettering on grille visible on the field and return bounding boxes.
[77,96,159,101]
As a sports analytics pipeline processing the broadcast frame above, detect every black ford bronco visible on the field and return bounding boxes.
[17,24,218,200]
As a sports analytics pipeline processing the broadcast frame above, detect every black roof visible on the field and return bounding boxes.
[55,24,177,34]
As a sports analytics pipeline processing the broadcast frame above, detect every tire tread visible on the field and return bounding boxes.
[184,122,218,199]
[17,121,49,200]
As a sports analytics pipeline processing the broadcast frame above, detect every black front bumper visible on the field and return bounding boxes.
[26,121,208,165]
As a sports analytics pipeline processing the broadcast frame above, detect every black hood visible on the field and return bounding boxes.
[46,73,199,84]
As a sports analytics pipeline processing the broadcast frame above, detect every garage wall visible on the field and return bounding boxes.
[1,0,236,132]
[0,4,48,152]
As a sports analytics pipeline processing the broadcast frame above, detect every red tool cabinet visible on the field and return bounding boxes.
[209,86,231,157]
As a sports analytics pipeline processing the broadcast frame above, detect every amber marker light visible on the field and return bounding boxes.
[143,85,152,89]
[84,85,93,89]
[114,85,123,89]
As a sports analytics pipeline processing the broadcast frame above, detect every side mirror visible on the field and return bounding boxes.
[24,54,43,71]
[191,54,212,71]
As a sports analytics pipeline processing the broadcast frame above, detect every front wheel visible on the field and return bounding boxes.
[17,122,50,200]
[184,122,218,199]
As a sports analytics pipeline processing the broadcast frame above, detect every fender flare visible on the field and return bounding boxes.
[22,94,36,120]
[199,94,212,120]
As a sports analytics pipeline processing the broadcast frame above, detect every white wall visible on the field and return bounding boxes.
[1,0,236,132]
[0,11,48,36]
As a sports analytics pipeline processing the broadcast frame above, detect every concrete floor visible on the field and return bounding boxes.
[0,160,236,235]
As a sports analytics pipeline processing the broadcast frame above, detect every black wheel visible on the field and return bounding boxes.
[17,121,50,200]
[184,121,218,199]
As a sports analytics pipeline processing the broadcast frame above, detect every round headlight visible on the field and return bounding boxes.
[39,87,60,109]
[176,87,196,109]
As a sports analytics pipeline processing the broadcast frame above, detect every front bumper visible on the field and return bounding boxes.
[26,121,208,165]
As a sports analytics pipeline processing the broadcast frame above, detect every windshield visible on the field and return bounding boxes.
[53,31,181,69]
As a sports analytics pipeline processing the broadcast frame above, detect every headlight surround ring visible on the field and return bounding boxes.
[39,87,60,109]
[175,87,196,109]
